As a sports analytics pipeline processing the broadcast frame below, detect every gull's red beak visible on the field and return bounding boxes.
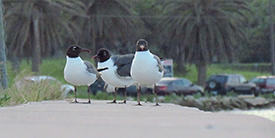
[140,45,145,50]
[92,55,98,59]
[81,48,91,53]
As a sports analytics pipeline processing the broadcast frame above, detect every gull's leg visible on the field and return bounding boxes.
[137,86,142,106]
[74,86,78,103]
[154,84,160,106]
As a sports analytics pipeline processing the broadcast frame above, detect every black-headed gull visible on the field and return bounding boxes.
[64,45,101,103]
[93,48,134,103]
[131,39,164,106]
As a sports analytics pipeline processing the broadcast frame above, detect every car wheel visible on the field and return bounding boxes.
[209,81,217,89]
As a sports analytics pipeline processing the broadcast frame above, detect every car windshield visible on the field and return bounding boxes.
[182,79,192,86]
[209,75,228,83]
[249,78,258,83]
[250,78,265,84]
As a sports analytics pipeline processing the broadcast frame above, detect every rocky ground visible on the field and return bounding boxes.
[170,95,275,111]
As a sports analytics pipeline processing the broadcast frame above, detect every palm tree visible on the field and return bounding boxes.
[158,0,251,85]
[3,0,86,72]
[0,0,8,89]
[73,0,145,54]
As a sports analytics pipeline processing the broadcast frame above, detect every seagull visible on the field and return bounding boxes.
[93,48,134,104]
[131,39,164,106]
[64,45,101,103]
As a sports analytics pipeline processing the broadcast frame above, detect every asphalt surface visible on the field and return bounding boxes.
[0,100,275,138]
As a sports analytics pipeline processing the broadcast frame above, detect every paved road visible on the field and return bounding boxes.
[0,100,274,138]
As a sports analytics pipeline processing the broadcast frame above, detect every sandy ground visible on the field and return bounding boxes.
[0,100,275,138]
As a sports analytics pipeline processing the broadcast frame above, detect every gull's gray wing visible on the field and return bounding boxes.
[83,60,100,78]
[113,54,134,77]
[153,55,164,72]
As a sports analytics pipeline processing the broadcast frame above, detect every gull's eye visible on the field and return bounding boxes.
[72,46,76,51]
[103,52,106,56]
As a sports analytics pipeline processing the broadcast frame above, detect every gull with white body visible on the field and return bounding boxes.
[64,45,101,103]
[131,39,164,106]
[93,48,134,103]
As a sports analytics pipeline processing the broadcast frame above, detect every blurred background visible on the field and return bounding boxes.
[0,0,275,115]
[1,0,273,84]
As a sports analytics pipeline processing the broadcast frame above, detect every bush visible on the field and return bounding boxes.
[0,94,10,106]
[0,73,64,106]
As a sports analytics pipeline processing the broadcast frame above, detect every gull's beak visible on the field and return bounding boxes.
[92,55,98,59]
[81,48,91,53]
[140,45,145,50]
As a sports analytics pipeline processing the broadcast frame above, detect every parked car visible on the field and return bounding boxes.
[204,74,257,95]
[154,77,204,96]
[249,76,275,96]
[89,79,105,95]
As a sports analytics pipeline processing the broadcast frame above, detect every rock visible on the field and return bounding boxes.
[230,98,247,109]
[244,97,270,107]
[201,97,214,111]
[194,99,204,109]
[185,95,195,101]
[221,97,234,110]
[177,95,272,111]
[179,96,196,107]
[210,97,219,103]
[238,95,255,99]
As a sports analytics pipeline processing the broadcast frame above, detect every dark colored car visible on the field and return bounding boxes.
[204,74,257,95]
[89,79,106,95]
[155,77,204,96]
[249,76,275,96]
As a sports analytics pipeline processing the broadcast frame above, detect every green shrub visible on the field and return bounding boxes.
[0,94,11,106]
[0,73,64,106]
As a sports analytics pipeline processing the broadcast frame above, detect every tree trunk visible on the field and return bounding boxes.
[11,54,20,72]
[0,0,8,89]
[196,61,207,86]
[176,46,186,73]
[31,15,41,72]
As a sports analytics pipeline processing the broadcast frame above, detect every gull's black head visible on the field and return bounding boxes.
[66,45,91,58]
[92,48,111,62]
[136,39,148,51]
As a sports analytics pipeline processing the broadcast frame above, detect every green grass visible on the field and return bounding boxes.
[1,58,274,106]
[0,71,65,106]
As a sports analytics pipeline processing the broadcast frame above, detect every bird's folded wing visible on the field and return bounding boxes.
[83,60,100,78]
[153,55,164,72]
[114,54,134,77]
[113,54,134,66]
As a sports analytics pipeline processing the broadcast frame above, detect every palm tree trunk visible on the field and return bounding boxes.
[196,61,207,86]
[31,15,41,72]
[196,26,207,86]
[0,0,8,89]
[176,46,186,72]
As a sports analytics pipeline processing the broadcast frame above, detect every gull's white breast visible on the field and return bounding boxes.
[64,56,97,86]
